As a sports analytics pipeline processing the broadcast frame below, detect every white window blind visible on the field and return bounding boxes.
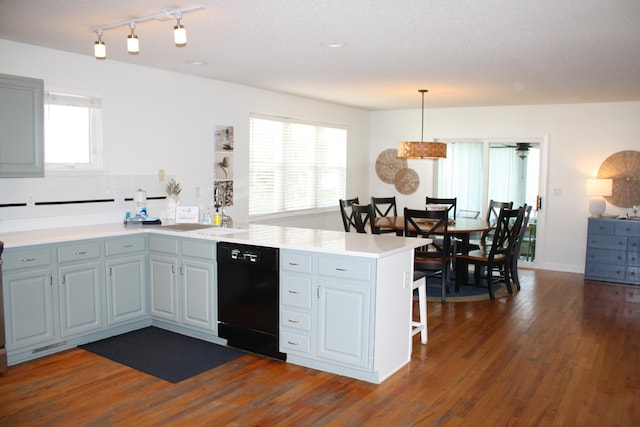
[249,114,347,216]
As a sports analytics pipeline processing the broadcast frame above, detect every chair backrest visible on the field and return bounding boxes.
[352,204,381,234]
[485,200,513,225]
[371,196,398,218]
[339,197,359,232]
[486,206,523,261]
[512,204,532,258]
[404,208,450,255]
[426,197,457,220]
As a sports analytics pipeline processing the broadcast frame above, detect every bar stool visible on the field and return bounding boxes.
[412,271,428,345]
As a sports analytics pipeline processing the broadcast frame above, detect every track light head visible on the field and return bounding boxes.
[127,23,139,54]
[174,14,187,47]
[94,30,106,59]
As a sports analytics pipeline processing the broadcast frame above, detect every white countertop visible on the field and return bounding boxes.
[0,223,424,258]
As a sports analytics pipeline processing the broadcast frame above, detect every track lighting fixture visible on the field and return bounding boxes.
[127,23,139,54]
[94,30,106,59]
[174,14,187,47]
[90,4,204,59]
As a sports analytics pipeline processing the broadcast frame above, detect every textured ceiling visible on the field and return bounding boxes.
[1,0,639,110]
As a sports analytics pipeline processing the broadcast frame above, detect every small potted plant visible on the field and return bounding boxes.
[164,178,182,222]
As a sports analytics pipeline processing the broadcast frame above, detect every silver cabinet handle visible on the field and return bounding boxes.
[22,257,36,263]
[288,318,300,324]
[288,262,300,266]
[336,267,348,271]
[122,243,133,248]
[74,250,87,255]
[288,289,300,294]
[287,340,299,346]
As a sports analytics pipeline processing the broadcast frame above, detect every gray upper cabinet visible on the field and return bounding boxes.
[0,73,44,178]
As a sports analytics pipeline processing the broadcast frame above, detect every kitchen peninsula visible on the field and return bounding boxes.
[0,223,423,384]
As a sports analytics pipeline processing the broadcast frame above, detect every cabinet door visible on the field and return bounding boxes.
[181,258,216,331]
[0,73,44,178]
[106,255,147,325]
[149,255,179,322]
[59,261,103,338]
[3,268,55,351]
[316,279,371,370]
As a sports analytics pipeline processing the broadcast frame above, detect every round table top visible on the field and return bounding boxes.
[374,216,490,233]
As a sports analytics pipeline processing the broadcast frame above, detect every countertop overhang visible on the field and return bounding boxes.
[0,223,426,258]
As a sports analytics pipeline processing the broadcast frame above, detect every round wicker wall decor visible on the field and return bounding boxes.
[375,149,408,184]
[597,150,640,208]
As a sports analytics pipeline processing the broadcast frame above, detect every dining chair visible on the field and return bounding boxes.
[469,200,514,250]
[339,197,359,232]
[404,208,453,303]
[457,206,523,299]
[352,204,381,234]
[371,196,401,235]
[426,196,457,220]
[411,270,428,345]
[510,204,532,290]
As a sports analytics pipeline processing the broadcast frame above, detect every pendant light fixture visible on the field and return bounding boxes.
[174,14,187,47]
[127,23,139,54]
[94,30,106,60]
[397,89,446,159]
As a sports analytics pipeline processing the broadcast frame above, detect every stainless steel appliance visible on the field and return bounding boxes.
[1,241,7,372]
[217,242,285,360]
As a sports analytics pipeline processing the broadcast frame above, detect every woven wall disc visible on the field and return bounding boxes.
[597,150,640,208]
[375,148,408,184]
[394,167,420,195]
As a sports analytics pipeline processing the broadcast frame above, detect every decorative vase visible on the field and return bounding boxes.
[164,196,178,223]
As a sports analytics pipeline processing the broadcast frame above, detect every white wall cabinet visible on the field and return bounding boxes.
[105,236,147,326]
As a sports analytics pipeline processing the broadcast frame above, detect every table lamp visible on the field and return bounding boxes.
[586,178,613,217]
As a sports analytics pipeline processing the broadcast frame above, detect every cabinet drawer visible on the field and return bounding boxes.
[281,309,311,331]
[628,237,640,253]
[57,241,100,263]
[318,256,373,282]
[181,239,215,260]
[149,236,179,254]
[3,247,51,270]
[281,331,311,354]
[587,234,626,251]
[585,263,626,281]
[281,252,312,274]
[281,274,312,309]
[586,248,626,265]
[588,218,615,235]
[615,221,640,237]
[105,236,145,256]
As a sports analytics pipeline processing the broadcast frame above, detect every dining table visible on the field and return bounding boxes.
[374,216,492,288]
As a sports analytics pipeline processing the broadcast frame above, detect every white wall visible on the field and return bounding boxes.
[0,39,370,232]
[371,102,640,273]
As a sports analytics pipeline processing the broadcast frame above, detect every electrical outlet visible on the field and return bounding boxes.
[158,169,165,181]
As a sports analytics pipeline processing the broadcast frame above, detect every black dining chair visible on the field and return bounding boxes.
[352,204,381,234]
[468,199,513,250]
[456,206,523,299]
[404,208,453,303]
[510,204,532,290]
[339,197,359,232]
[371,196,401,235]
[426,196,457,220]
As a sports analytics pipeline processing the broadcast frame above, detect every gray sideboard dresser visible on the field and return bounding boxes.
[585,217,640,285]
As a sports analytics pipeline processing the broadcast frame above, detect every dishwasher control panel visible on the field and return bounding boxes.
[230,248,258,262]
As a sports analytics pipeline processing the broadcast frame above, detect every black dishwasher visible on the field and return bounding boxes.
[217,242,285,360]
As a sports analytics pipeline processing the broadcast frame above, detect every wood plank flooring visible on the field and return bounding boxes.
[1,269,639,426]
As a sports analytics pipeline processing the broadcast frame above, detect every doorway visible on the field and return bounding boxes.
[437,136,548,266]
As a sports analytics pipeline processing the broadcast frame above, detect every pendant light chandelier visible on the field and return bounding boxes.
[397,89,446,159]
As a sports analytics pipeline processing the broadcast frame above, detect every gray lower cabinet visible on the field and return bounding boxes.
[148,235,216,333]
[2,245,55,353]
[585,218,640,285]
[105,236,147,326]
[280,250,375,376]
[57,240,103,338]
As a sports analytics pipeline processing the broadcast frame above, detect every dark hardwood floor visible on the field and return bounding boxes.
[1,269,639,426]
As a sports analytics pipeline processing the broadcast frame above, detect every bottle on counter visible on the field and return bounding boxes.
[213,208,222,226]
[203,210,212,225]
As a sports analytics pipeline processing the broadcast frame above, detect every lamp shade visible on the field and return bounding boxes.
[397,141,447,159]
[586,178,613,196]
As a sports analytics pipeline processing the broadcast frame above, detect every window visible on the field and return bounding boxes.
[249,114,347,216]
[45,91,102,169]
